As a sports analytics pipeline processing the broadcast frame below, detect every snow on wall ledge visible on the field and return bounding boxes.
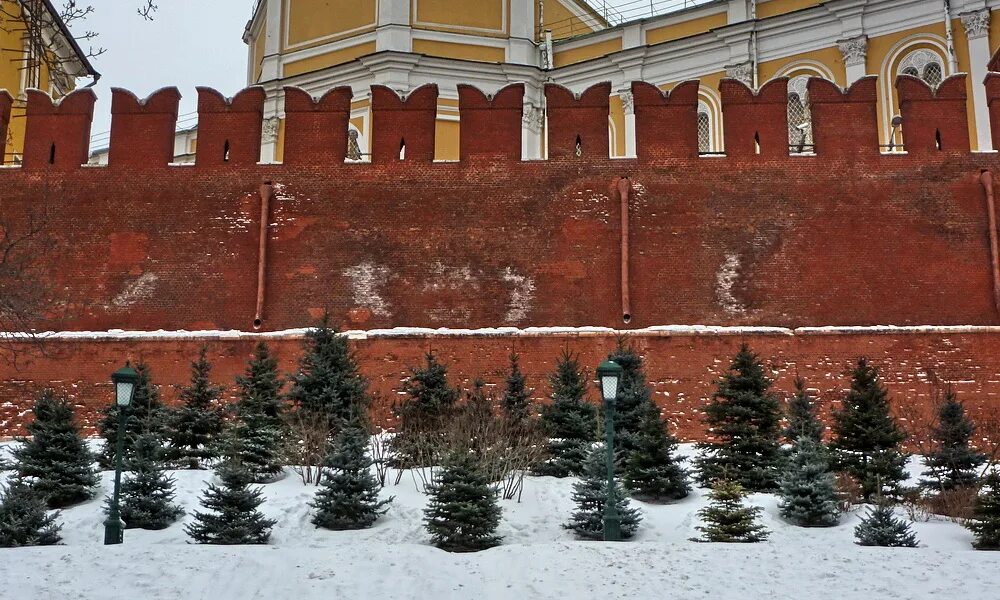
[3,325,1000,443]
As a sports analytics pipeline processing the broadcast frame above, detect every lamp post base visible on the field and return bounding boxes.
[103,516,124,545]
[603,513,621,542]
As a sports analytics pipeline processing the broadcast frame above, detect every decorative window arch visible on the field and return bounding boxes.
[879,36,951,148]
[697,90,723,154]
[898,49,944,87]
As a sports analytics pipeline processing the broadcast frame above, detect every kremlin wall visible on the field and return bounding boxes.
[3,70,1000,439]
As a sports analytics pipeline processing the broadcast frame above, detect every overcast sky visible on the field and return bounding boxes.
[84,0,253,146]
[80,0,704,147]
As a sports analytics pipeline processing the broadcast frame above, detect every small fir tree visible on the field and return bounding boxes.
[287,314,370,432]
[392,353,460,467]
[606,342,654,459]
[535,351,597,478]
[224,342,286,483]
[564,444,642,540]
[830,358,908,502]
[502,353,532,425]
[695,344,784,492]
[167,347,226,469]
[778,438,839,527]
[98,361,166,467]
[185,461,276,545]
[967,470,1000,550]
[311,425,392,530]
[0,480,62,547]
[423,453,502,552]
[693,479,770,543]
[113,432,183,530]
[785,376,824,445]
[920,387,985,492]
[854,503,918,547]
[622,400,689,502]
[13,390,98,509]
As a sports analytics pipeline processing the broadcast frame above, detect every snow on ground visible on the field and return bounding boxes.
[0,444,997,600]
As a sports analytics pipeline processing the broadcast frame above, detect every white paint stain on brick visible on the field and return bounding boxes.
[715,252,746,315]
[343,262,392,317]
[502,267,536,324]
[424,262,479,292]
[111,273,159,309]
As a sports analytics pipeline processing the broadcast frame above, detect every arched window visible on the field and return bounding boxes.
[898,49,945,87]
[697,97,721,154]
[787,75,813,152]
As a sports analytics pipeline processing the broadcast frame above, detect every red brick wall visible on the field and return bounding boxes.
[2,330,999,442]
[4,79,1000,437]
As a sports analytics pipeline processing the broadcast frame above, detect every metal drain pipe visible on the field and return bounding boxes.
[253,180,274,331]
[979,170,1000,316]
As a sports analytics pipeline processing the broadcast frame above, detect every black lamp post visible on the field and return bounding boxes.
[596,359,623,542]
[104,363,139,545]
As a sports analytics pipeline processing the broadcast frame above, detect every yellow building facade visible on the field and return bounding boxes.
[241,0,1000,161]
[0,0,97,162]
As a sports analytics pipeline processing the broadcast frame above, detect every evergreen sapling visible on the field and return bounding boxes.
[287,315,370,432]
[967,470,1000,550]
[693,479,770,543]
[785,376,824,444]
[831,358,908,502]
[695,343,784,492]
[113,432,183,530]
[854,503,918,547]
[423,453,502,552]
[225,342,286,483]
[535,351,597,478]
[168,347,225,469]
[606,342,654,461]
[920,387,985,492]
[564,444,641,540]
[13,390,98,509]
[778,438,839,527]
[311,425,392,530]
[622,400,689,502]
[0,480,62,547]
[186,461,276,545]
[502,353,532,425]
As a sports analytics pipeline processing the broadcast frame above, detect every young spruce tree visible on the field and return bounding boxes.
[967,470,1000,550]
[13,390,98,509]
[392,353,460,467]
[606,342,654,460]
[564,444,642,540]
[854,504,918,547]
[693,479,769,543]
[287,314,370,431]
[695,343,784,492]
[785,376,824,445]
[535,351,597,478]
[186,461,276,545]
[830,358,908,502]
[168,347,226,469]
[920,387,985,492]
[622,400,689,502]
[311,424,392,530]
[0,480,62,547]
[225,342,286,483]
[113,432,183,530]
[502,353,532,425]
[423,453,502,552]
[778,438,839,527]
[98,361,165,467]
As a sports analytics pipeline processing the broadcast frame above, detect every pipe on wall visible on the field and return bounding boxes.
[253,180,274,331]
[616,176,632,324]
[979,170,1000,317]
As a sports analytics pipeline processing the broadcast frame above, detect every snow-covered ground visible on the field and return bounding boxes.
[0,444,996,600]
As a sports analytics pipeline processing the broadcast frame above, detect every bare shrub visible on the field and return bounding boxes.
[282,409,331,485]
[834,472,863,513]
[370,429,392,488]
[899,487,932,522]
[924,486,979,523]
